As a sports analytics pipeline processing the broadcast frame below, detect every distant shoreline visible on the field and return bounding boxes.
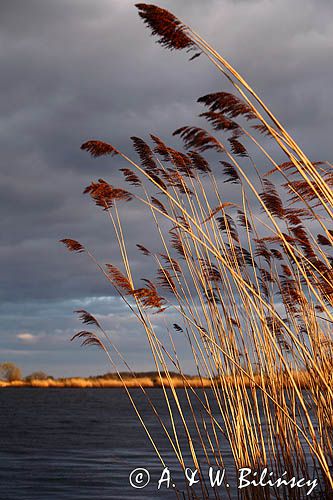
[0,371,313,389]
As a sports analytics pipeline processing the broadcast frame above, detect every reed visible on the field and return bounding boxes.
[61,4,333,498]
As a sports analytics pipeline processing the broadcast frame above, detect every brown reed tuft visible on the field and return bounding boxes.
[71,331,105,350]
[84,179,132,209]
[81,140,118,157]
[173,126,225,153]
[75,309,101,328]
[136,244,151,256]
[120,168,142,186]
[135,3,197,52]
[60,239,85,253]
[106,264,133,293]
[198,92,256,120]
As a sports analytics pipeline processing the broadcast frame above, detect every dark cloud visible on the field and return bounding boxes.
[1,0,332,374]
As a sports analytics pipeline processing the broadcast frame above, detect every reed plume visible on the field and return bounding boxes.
[61,4,333,498]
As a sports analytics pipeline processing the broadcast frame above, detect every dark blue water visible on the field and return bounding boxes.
[0,388,224,500]
[0,388,328,499]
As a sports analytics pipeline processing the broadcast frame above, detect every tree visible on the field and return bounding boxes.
[0,362,22,382]
[25,371,50,382]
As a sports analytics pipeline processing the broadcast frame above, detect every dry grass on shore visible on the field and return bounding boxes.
[0,371,314,389]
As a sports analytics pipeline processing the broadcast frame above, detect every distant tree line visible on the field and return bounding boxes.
[0,362,51,382]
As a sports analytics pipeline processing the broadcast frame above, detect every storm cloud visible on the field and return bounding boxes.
[1,0,332,375]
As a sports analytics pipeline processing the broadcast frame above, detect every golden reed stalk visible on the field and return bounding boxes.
[61,4,333,498]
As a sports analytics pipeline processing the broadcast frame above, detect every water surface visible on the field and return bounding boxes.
[0,388,324,499]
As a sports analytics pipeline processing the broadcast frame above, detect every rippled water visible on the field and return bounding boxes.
[0,388,326,499]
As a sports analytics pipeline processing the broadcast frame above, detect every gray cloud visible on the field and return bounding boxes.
[1,0,332,374]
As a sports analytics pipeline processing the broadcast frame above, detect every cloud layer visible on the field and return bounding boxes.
[1,0,332,375]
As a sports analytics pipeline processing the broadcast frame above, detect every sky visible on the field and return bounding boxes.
[1,0,332,377]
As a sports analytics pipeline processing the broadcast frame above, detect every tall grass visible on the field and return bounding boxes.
[61,4,333,498]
